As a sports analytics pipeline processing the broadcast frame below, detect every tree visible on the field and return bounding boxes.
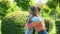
[14,0,30,11]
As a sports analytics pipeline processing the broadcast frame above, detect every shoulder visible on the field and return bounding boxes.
[31,16,38,20]
[31,16,41,22]
[31,16,44,22]
[32,16,44,20]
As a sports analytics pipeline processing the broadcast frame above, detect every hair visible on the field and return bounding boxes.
[26,6,41,23]
[29,6,41,16]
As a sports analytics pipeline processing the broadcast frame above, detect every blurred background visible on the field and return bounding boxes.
[0,0,60,34]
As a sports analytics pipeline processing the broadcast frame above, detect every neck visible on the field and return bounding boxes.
[37,14,40,17]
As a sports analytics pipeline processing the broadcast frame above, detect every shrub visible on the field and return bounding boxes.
[55,19,60,34]
[0,0,18,19]
[1,12,28,34]
[44,18,55,33]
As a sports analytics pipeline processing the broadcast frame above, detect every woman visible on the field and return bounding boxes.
[25,6,48,34]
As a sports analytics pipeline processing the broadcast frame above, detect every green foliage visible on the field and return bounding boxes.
[46,0,60,19]
[49,9,58,20]
[0,20,1,34]
[14,0,30,11]
[55,19,60,34]
[42,11,49,18]
[0,0,19,19]
[42,8,49,13]
[44,18,55,33]
[58,13,60,19]
[46,1,57,9]
[0,1,8,18]
[46,0,60,9]
[52,0,60,3]
[49,9,57,15]
[1,12,27,34]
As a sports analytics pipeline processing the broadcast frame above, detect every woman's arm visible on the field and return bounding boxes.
[30,20,44,28]
[26,22,39,28]
[31,20,44,27]
[30,22,40,27]
[25,15,33,28]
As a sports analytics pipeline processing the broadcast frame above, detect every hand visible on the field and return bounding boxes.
[26,23,31,28]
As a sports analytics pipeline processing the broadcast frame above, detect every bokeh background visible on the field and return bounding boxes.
[0,0,60,34]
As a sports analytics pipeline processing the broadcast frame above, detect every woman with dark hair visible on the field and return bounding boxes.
[25,6,48,34]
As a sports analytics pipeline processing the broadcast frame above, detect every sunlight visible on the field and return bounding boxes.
[10,0,14,2]
[34,0,48,4]
[34,0,48,8]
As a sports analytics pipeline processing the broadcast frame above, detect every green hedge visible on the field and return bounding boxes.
[1,12,28,34]
[44,18,55,34]
[55,19,60,34]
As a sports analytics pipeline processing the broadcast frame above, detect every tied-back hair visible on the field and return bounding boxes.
[27,6,41,23]
[29,6,41,16]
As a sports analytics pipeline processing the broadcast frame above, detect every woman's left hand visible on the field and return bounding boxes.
[26,23,31,28]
